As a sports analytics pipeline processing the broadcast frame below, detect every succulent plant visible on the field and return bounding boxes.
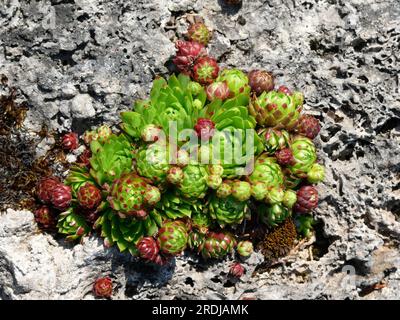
[108,173,160,219]
[135,142,171,184]
[77,148,91,167]
[208,164,224,176]
[34,205,55,228]
[307,163,325,184]
[294,214,315,237]
[77,183,102,209]
[43,29,328,274]
[83,130,98,145]
[176,165,209,199]
[229,262,245,278]
[84,125,112,145]
[61,132,79,151]
[287,136,317,178]
[296,115,321,139]
[137,236,159,262]
[191,210,212,234]
[258,203,291,227]
[260,128,290,154]
[216,181,232,198]
[216,69,250,97]
[199,96,264,177]
[283,171,302,189]
[156,190,203,220]
[193,57,219,85]
[141,124,163,143]
[251,182,268,201]
[89,134,133,186]
[96,208,162,254]
[176,149,190,167]
[57,208,90,241]
[153,254,169,266]
[282,189,297,208]
[37,176,61,203]
[93,277,112,298]
[121,74,206,139]
[236,240,253,257]
[83,209,100,225]
[96,125,112,143]
[206,81,231,101]
[173,40,206,75]
[248,70,275,95]
[51,184,72,210]
[248,154,284,190]
[249,90,303,129]
[294,186,318,213]
[188,81,203,95]
[194,118,216,141]
[265,186,285,204]
[231,180,251,202]
[209,194,248,227]
[275,148,295,166]
[167,166,184,184]
[65,165,97,197]
[187,22,211,46]
[157,220,189,255]
[188,230,205,251]
[207,174,223,189]
[200,231,236,259]
[277,85,292,95]
[193,99,203,110]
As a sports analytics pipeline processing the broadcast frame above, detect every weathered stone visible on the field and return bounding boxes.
[0,0,399,300]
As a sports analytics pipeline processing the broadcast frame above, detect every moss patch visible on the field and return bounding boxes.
[258,218,297,260]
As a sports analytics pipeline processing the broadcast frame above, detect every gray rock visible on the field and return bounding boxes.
[70,94,95,119]
[0,0,399,300]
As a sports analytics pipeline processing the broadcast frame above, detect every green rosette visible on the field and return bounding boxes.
[208,194,248,227]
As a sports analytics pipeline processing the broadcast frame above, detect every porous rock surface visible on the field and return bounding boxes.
[0,0,399,299]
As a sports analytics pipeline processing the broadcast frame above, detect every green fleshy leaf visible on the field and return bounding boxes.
[119,220,131,235]
[215,118,233,130]
[177,73,191,88]
[100,220,111,238]
[90,140,102,154]
[213,108,241,124]
[231,116,245,129]
[168,74,181,89]
[144,217,158,237]
[120,111,143,138]
[129,220,144,238]
[234,93,250,107]
[197,89,207,106]
[111,225,122,243]
[204,99,222,117]
[66,235,80,241]
[150,78,167,104]
[150,209,163,227]
[128,246,139,256]
[221,97,237,110]
[117,239,129,252]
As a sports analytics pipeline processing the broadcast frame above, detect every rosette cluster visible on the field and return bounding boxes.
[34,20,324,266]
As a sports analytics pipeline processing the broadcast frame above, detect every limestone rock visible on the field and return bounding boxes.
[0,0,399,299]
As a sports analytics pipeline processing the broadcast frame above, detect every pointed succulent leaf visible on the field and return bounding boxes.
[258,203,291,228]
[248,154,284,190]
[209,194,248,227]
[287,136,317,178]
[120,111,143,139]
